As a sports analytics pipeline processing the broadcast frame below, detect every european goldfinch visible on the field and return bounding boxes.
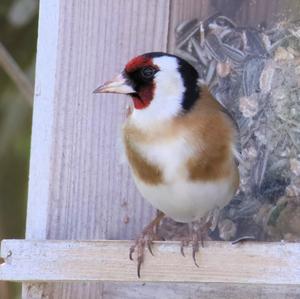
[94,52,240,277]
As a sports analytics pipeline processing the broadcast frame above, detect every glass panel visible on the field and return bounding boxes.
[164,1,300,242]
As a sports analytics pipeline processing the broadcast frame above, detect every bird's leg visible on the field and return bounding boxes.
[191,219,212,266]
[129,211,165,278]
[181,209,220,266]
[180,219,209,265]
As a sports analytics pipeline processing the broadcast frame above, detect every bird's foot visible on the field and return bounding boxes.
[180,219,212,267]
[180,206,222,267]
[129,211,165,278]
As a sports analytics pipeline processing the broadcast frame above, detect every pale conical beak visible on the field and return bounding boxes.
[93,73,135,94]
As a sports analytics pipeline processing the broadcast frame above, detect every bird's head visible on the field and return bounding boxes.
[94,52,199,125]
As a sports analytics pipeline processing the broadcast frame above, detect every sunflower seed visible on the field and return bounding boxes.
[177,24,200,48]
[205,60,217,84]
[200,21,205,47]
[175,18,198,36]
[222,43,246,63]
[175,49,199,64]
[203,12,222,32]
[190,37,208,66]
[242,57,265,96]
[243,28,269,57]
[205,14,236,34]
[215,15,236,28]
[204,33,226,62]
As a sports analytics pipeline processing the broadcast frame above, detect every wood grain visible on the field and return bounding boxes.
[45,0,170,242]
[100,283,300,299]
[27,0,171,242]
[25,0,170,297]
[2,240,300,284]
[26,0,60,240]
[21,282,300,299]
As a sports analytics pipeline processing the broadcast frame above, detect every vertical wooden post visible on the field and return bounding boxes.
[24,0,170,297]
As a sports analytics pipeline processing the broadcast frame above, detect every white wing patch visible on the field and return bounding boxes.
[134,134,197,182]
[131,56,185,128]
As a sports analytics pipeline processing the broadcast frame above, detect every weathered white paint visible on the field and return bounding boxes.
[2,240,300,284]
[26,0,60,240]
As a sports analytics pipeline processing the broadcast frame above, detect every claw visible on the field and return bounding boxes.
[129,211,165,278]
[180,239,189,257]
[200,235,205,248]
[192,248,200,267]
[180,242,185,257]
[180,215,214,266]
[137,255,143,279]
[192,233,200,267]
[129,245,135,260]
[147,240,154,256]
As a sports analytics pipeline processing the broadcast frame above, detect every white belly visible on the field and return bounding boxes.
[133,174,235,223]
[126,126,237,222]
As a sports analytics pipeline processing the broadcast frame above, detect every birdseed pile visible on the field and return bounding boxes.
[159,14,300,242]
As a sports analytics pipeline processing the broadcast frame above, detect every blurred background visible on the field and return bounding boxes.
[0,0,38,298]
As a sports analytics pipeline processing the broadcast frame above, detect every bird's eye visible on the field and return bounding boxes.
[140,67,156,79]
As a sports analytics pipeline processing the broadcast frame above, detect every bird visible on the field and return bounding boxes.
[94,52,240,277]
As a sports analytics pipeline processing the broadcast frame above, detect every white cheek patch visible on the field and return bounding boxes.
[131,56,186,127]
[154,57,185,98]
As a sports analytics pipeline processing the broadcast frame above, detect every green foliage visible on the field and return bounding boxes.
[0,1,38,298]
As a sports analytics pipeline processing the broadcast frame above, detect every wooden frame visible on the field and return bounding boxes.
[1,1,300,298]
[1,240,300,284]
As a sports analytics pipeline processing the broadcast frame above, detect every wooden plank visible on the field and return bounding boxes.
[22,282,300,299]
[101,282,300,299]
[2,240,300,284]
[25,0,60,240]
[24,0,170,297]
[27,0,170,247]
[22,2,61,296]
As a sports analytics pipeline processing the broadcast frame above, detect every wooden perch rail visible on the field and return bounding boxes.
[1,240,300,284]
